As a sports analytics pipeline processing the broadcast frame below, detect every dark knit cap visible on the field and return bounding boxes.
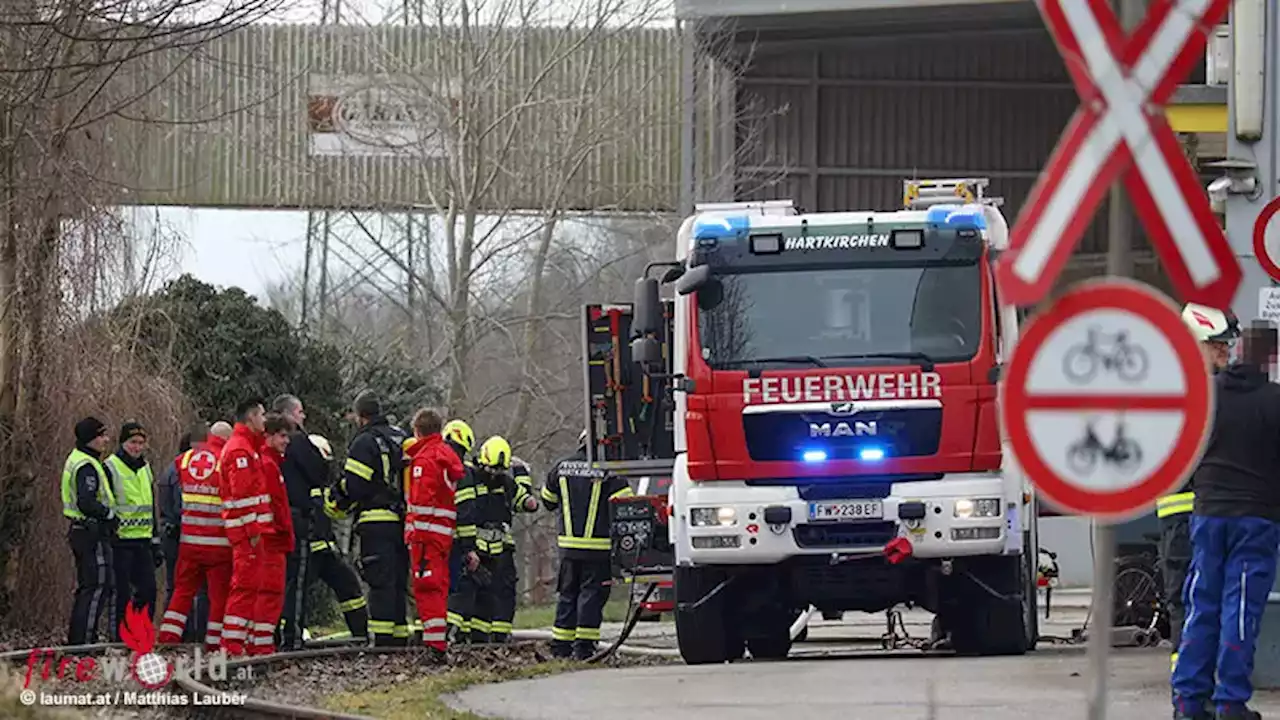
[74,416,108,445]
[353,390,382,419]
[119,421,147,444]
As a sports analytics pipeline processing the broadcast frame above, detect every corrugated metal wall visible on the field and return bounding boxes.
[732,28,1167,271]
[111,25,679,211]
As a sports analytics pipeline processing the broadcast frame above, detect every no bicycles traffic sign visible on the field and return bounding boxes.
[1000,279,1213,519]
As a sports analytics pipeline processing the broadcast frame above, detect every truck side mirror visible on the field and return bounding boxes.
[633,277,660,335]
[631,337,662,369]
[675,264,710,296]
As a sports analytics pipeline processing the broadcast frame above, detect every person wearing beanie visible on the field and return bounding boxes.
[63,415,117,645]
[331,390,408,646]
[104,421,159,642]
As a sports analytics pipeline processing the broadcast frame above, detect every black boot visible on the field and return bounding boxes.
[572,641,597,661]
[426,646,448,665]
[550,640,573,659]
[1216,707,1262,720]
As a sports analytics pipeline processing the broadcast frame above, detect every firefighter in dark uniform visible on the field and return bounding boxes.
[1159,303,1238,670]
[540,430,633,659]
[443,420,482,642]
[64,416,117,645]
[449,435,514,644]
[273,394,370,648]
[490,455,538,643]
[330,391,409,647]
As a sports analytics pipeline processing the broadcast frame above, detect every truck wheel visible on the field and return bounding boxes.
[674,566,743,664]
[948,555,1029,657]
[746,609,794,660]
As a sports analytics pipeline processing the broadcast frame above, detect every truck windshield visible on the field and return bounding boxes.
[698,262,983,370]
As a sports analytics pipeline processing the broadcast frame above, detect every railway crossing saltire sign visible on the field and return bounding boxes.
[1000,279,1213,519]
[995,0,1240,310]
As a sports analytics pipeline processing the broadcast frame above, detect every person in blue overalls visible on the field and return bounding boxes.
[1172,322,1280,720]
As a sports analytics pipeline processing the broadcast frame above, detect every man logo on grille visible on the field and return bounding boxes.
[829,402,857,416]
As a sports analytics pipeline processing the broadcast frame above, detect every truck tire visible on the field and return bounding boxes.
[746,631,792,660]
[948,555,1030,657]
[674,566,743,664]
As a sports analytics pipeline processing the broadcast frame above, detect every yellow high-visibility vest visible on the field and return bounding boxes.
[61,449,114,521]
[106,455,154,539]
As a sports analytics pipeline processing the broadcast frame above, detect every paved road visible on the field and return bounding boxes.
[450,603,1280,719]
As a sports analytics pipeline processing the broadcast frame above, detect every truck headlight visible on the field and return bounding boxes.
[954,498,1001,519]
[691,506,737,527]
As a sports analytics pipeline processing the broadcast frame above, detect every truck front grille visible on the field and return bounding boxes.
[793,521,897,549]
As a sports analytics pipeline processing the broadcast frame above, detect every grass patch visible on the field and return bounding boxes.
[322,661,575,720]
[513,596,641,629]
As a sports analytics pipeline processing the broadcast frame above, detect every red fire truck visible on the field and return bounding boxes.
[590,178,1040,664]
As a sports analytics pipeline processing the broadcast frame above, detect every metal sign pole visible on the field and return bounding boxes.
[1087,3,1142,716]
[1086,520,1117,720]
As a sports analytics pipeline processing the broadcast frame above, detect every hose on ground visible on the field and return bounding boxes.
[586,583,657,664]
[790,606,816,641]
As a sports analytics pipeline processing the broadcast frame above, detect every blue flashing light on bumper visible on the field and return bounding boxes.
[800,447,887,462]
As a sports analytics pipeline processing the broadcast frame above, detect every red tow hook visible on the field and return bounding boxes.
[883,537,914,565]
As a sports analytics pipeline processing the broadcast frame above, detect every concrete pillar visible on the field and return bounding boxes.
[1230,2,1280,691]
[1224,2,1277,328]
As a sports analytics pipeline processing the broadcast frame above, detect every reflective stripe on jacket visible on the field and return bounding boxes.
[540,459,633,553]
[1157,491,1195,518]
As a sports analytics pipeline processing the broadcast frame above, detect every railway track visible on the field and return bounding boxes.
[3,630,678,718]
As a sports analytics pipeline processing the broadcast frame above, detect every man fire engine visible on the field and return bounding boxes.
[618,179,1037,664]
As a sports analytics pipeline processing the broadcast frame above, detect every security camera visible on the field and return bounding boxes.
[1208,176,1232,213]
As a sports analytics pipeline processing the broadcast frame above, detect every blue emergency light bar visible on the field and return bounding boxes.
[925,205,987,231]
[693,215,750,242]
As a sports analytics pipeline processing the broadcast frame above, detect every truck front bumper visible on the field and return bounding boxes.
[679,473,1021,565]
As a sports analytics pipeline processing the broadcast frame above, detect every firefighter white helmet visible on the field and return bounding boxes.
[308,434,333,461]
[1181,303,1241,344]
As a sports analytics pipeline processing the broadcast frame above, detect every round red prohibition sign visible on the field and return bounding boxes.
[1000,279,1213,519]
[1252,196,1280,283]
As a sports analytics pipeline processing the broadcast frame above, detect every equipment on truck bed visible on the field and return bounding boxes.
[580,302,675,466]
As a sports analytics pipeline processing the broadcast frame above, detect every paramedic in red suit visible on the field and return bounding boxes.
[404,409,465,659]
[218,398,270,657]
[156,424,233,649]
[249,413,295,655]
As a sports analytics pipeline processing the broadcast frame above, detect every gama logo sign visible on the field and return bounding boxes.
[306,74,455,158]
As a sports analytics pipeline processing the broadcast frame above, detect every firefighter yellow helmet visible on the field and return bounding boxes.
[443,419,474,453]
[478,436,512,470]
[1181,303,1240,344]
[308,434,333,461]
